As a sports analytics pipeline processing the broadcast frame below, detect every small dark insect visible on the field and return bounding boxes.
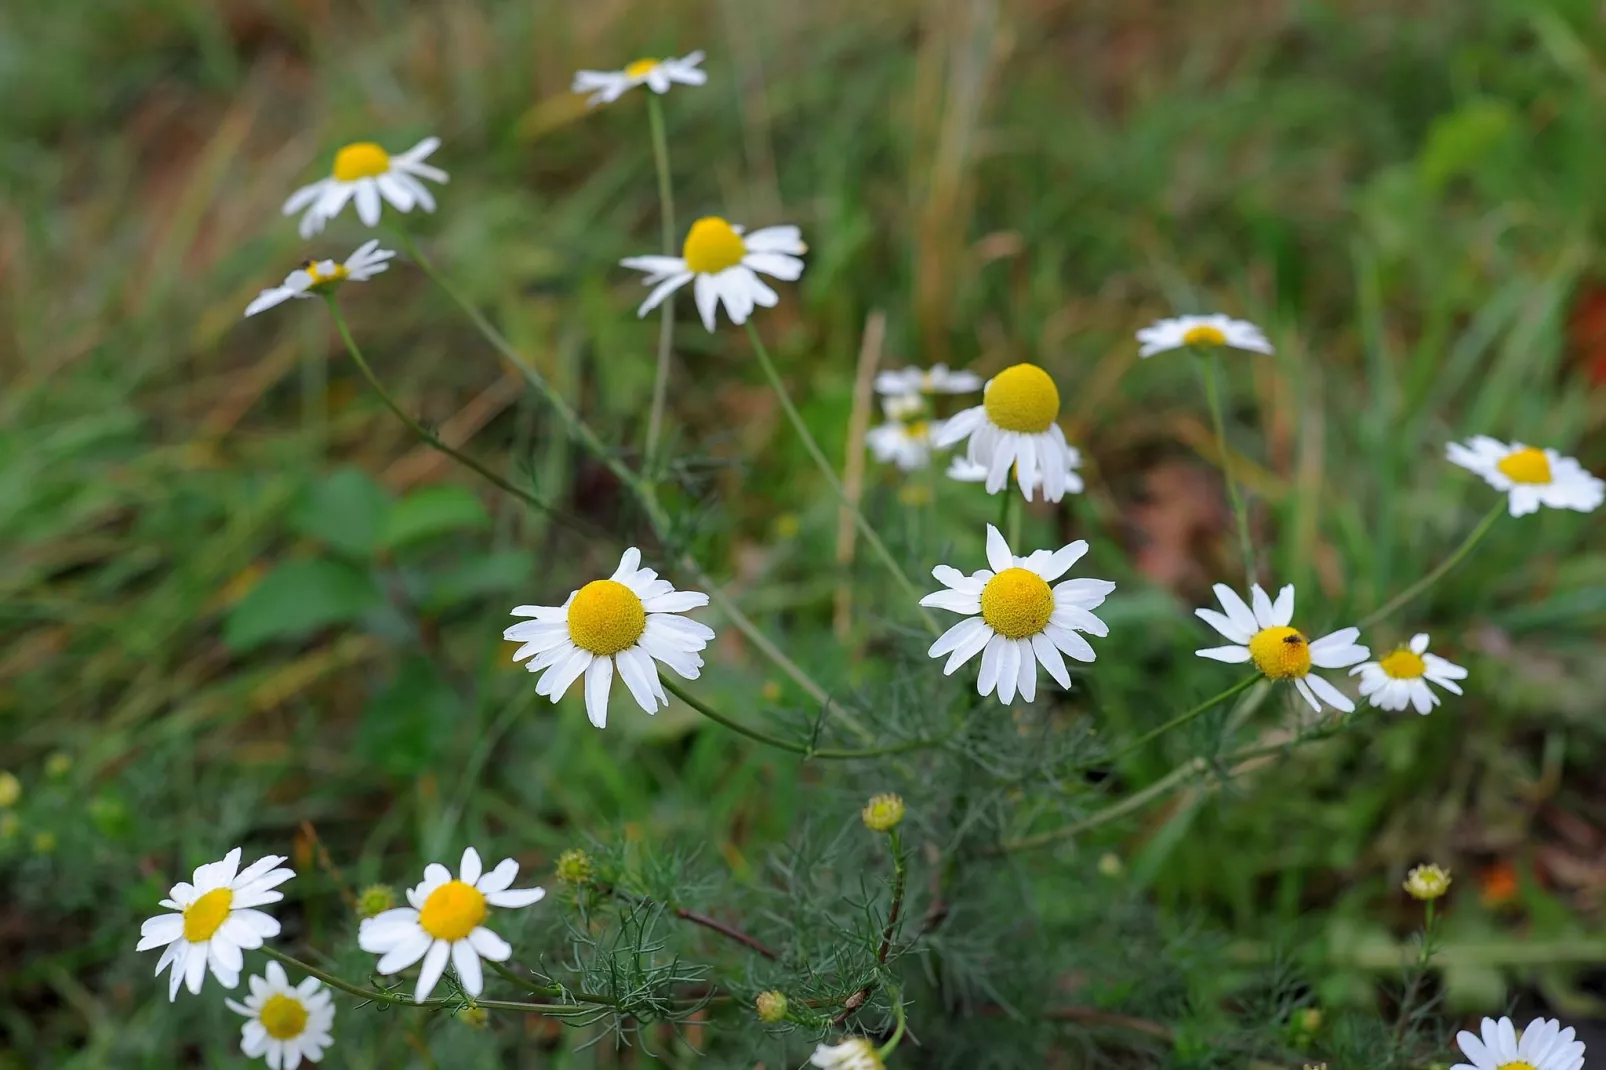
[301,259,317,270]
[1283,634,1304,645]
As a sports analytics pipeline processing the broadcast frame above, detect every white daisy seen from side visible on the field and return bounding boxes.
[933,363,1076,501]
[810,1037,885,1070]
[621,217,806,332]
[503,548,714,728]
[1136,314,1273,358]
[137,847,295,1001]
[868,416,944,471]
[1350,632,1467,714]
[572,52,707,106]
[282,137,448,239]
[874,364,984,396]
[947,446,1085,497]
[357,847,545,1003]
[1453,1015,1584,1070]
[1446,436,1604,517]
[244,240,395,317]
[226,961,334,1070]
[921,524,1114,705]
[1195,583,1369,713]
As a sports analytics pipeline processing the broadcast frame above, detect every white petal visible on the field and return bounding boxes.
[1212,584,1257,635]
[451,939,484,996]
[484,886,546,909]
[1410,632,1430,654]
[1291,676,1322,712]
[1303,673,1354,713]
[583,656,614,729]
[1046,623,1096,663]
[459,847,482,886]
[376,930,432,974]
[1196,645,1253,663]
[1194,607,1251,644]
[615,646,663,713]
[414,941,450,1002]
[1030,633,1072,689]
[984,524,1013,573]
[929,617,987,659]
[637,273,692,317]
[996,639,1021,704]
[1249,585,1277,629]
[476,858,519,894]
[468,926,513,961]
[692,274,720,332]
[1015,639,1038,702]
[354,179,382,226]
[1270,584,1295,626]
[919,588,982,614]
[976,633,1006,697]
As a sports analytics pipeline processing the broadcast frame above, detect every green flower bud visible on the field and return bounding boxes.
[356,884,397,919]
[861,793,905,833]
[755,990,789,1023]
[0,772,20,809]
[455,1006,489,1029]
[44,753,71,779]
[556,848,594,885]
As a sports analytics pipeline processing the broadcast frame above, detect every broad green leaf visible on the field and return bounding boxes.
[358,656,459,777]
[222,558,382,651]
[379,485,491,550]
[290,467,392,558]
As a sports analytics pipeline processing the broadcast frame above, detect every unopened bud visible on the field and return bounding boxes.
[756,990,789,1023]
[861,793,905,833]
[455,1006,489,1029]
[356,884,396,919]
[556,848,594,885]
[0,771,20,809]
[1403,863,1451,901]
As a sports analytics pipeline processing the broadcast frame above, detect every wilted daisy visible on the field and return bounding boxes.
[868,417,943,471]
[874,364,983,396]
[282,137,447,239]
[1351,633,1467,714]
[1195,583,1369,712]
[503,548,714,728]
[811,1038,884,1070]
[621,217,806,332]
[244,240,395,317]
[226,961,334,1070]
[921,524,1114,705]
[947,446,1085,498]
[137,847,295,1000]
[1446,436,1604,517]
[572,52,707,106]
[357,846,545,1003]
[1453,1016,1584,1070]
[1137,314,1273,358]
[933,363,1076,501]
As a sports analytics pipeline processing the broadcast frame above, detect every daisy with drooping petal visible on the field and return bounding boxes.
[921,524,1114,705]
[1195,583,1369,713]
[572,52,707,106]
[226,961,334,1070]
[1446,436,1604,517]
[358,847,545,1003]
[137,847,295,1001]
[811,1037,885,1070]
[947,446,1085,497]
[621,218,806,332]
[282,137,448,239]
[1453,1015,1584,1070]
[874,364,984,396]
[933,363,1076,501]
[1136,314,1273,358]
[1351,633,1467,714]
[503,548,714,728]
[244,241,395,317]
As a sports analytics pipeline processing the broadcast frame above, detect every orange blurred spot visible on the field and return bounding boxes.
[1565,281,1606,385]
[1479,861,1519,907]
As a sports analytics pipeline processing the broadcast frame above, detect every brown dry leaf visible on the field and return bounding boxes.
[1126,460,1227,591]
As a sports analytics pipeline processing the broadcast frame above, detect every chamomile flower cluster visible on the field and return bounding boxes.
[1453,1016,1584,1070]
[935,363,1082,501]
[863,366,982,472]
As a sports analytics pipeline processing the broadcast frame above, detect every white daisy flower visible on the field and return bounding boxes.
[1446,436,1604,517]
[1195,583,1369,713]
[282,137,448,240]
[1350,632,1467,714]
[1453,1015,1584,1070]
[932,363,1076,501]
[810,1037,884,1070]
[357,846,545,1003]
[503,547,714,729]
[226,961,334,1070]
[881,392,925,422]
[921,524,1114,705]
[244,240,396,317]
[572,52,707,106]
[946,445,1085,497]
[868,417,944,471]
[621,217,806,332]
[874,364,984,396]
[136,847,295,1001]
[1136,314,1273,358]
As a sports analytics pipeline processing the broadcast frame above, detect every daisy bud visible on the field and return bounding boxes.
[1403,863,1451,901]
[756,990,789,1023]
[0,771,20,808]
[861,793,906,833]
[456,1006,490,1029]
[556,848,594,885]
[356,884,396,919]
[1097,852,1123,878]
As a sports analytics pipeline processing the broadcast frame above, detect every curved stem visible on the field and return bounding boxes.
[1358,501,1503,630]
[660,676,939,760]
[744,321,937,635]
[1195,351,1256,584]
[643,94,678,475]
[877,988,908,1061]
[1098,675,1260,766]
[258,947,593,1015]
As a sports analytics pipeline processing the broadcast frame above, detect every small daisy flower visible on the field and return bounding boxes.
[572,51,707,106]
[946,446,1085,497]
[357,846,545,1003]
[244,240,395,317]
[621,217,806,332]
[811,1037,884,1070]
[1454,1016,1584,1070]
[1403,863,1451,901]
[874,364,984,396]
[226,961,334,1070]
[1351,633,1467,714]
[1446,436,1604,517]
[881,392,925,422]
[1136,314,1273,358]
[921,524,1115,705]
[282,137,448,239]
[1195,583,1369,713]
[933,363,1076,501]
[868,417,944,471]
[503,548,714,729]
[137,847,295,1001]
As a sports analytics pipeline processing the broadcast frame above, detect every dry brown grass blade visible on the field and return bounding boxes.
[834,310,887,639]
[381,371,526,490]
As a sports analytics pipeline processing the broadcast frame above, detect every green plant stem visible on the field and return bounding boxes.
[1357,500,1503,630]
[485,960,625,1008]
[878,988,908,1061]
[878,828,907,962]
[1098,675,1260,766]
[1195,351,1256,583]
[258,947,593,1015]
[745,321,937,635]
[643,94,677,475]
[661,676,939,760]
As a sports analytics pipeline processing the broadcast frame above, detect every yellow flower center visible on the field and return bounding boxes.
[907,421,929,441]
[567,579,647,656]
[1378,648,1426,679]
[1496,1064,1537,1070]
[301,260,350,287]
[1247,626,1311,680]
[182,888,234,942]
[417,879,488,942]
[332,141,392,182]
[625,58,660,78]
[258,993,309,1040]
[979,567,1055,640]
[983,364,1060,434]
[1182,324,1228,347]
[682,217,748,275]
[1496,446,1552,485]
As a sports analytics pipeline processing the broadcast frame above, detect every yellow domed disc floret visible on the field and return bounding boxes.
[1496,446,1551,485]
[1247,626,1310,680]
[979,567,1055,639]
[332,142,392,182]
[1182,324,1227,347]
[418,880,488,942]
[567,579,648,656]
[1378,648,1426,679]
[259,994,309,1040]
[182,888,234,942]
[625,58,660,78]
[982,364,1060,434]
[682,217,748,275]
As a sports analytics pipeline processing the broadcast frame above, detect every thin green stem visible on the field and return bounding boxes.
[1098,675,1260,766]
[643,94,677,475]
[745,321,936,634]
[877,988,908,1061]
[661,676,940,760]
[1358,500,1503,630]
[486,960,623,1008]
[258,947,593,1015]
[878,828,907,963]
[1196,351,1256,583]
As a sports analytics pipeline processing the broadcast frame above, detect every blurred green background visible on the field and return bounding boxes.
[5,0,1606,1066]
